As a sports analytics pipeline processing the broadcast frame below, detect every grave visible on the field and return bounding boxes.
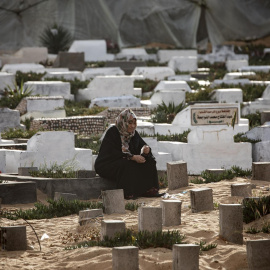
[24,81,74,100]
[167,74,198,82]
[0,149,22,173]
[219,204,243,245]
[0,133,14,145]
[116,48,150,61]
[43,71,84,81]
[239,65,270,73]
[167,161,188,190]
[173,244,200,270]
[105,61,147,75]
[0,108,25,132]
[231,183,252,197]
[54,192,78,201]
[168,56,198,72]
[157,49,197,64]
[76,75,139,101]
[0,226,27,251]
[68,40,114,62]
[190,188,214,213]
[246,239,270,270]
[101,220,125,240]
[0,47,48,66]
[160,200,182,226]
[53,52,85,71]
[19,96,66,120]
[20,131,92,171]
[90,95,141,108]
[154,80,192,93]
[252,162,270,181]
[0,72,15,91]
[83,67,124,80]
[210,88,243,104]
[112,246,139,270]
[0,181,37,204]
[211,78,250,87]
[131,67,175,81]
[138,207,162,232]
[226,59,249,71]
[223,71,255,80]
[78,209,103,226]
[243,123,270,162]
[102,189,125,214]
[261,111,270,124]
[1,63,46,73]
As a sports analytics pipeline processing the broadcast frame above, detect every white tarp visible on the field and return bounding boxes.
[0,0,270,51]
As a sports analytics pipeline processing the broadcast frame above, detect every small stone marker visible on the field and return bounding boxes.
[231,183,252,197]
[102,189,125,214]
[78,209,103,226]
[219,204,243,245]
[173,244,200,270]
[252,162,270,181]
[101,220,125,240]
[18,166,38,176]
[112,246,139,270]
[0,226,27,251]
[53,52,85,71]
[167,161,188,190]
[54,192,78,201]
[246,239,270,270]
[261,111,270,125]
[190,188,214,213]
[205,169,225,176]
[138,207,162,232]
[160,200,182,226]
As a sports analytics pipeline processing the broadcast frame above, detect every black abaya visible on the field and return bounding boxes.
[94,126,159,197]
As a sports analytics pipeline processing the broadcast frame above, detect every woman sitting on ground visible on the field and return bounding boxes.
[95,108,163,199]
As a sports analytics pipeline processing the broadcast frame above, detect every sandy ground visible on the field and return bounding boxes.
[1,177,270,270]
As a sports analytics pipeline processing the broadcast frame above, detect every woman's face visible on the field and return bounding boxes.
[127,117,137,133]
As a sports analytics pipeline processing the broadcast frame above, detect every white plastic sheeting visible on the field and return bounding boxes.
[0,0,270,51]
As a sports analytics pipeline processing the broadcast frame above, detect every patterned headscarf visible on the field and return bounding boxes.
[115,108,137,153]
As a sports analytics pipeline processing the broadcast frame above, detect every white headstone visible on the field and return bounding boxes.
[0,72,16,91]
[132,67,175,81]
[158,50,197,63]
[43,71,84,81]
[0,108,25,132]
[90,95,141,108]
[168,56,198,72]
[210,89,243,103]
[83,67,124,80]
[1,63,45,74]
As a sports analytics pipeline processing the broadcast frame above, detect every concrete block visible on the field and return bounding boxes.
[168,56,198,72]
[101,220,125,240]
[167,161,188,190]
[105,61,147,75]
[43,71,84,81]
[83,67,124,79]
[261,111,270,125]
[90,95,141,108]
[54,192,78,201]
[18,166,38,176]
[78,209,103,226]
[0,181,37,204]
[138,207,162,232]
[77,170,96,178]
[112,246,139,270]
[246,239,270,270]
[160,200,182,226]
[231,183,252,197]
[173,244,200,270]
[53,52,85,71]
[219,204,243,245]
[252,162,270,181]
[132,67,175,81]
[102,189,125,214]
[0,226,27,251]
[190,188,214,213]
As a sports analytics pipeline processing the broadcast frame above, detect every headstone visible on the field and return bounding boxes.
[1,63,45,73]
[0,108,25,132]
[24,81,73,100]
[102,189,125,214]
[154,80,192,92]
[252,162,270,181]
[223,71,255,80]
[78,209,103,226]
[54,192,78,201]
[211,78,250,87]
[167,161,188,190]
[168,56,198,72]
[219,204,243,245]
[68,40,114,62]
[239,65,270,73]
[0,226,27,251]
[18,166,38,176]
[43,71,84,81]
[173,244,200,270]
[231,183,252,197]
[190,188,214,213]
[138,207,162,232]
[101,220,125,240]
[116,48,150,61]
[105,61,147,75]
[158,50,197,64]
[53,52,85,71]
[246,239,270,270]
[0,72,15,91]
[160,200,182,226]
[90,95,141,108]
[0,181,37,204]
[132,67,175,81]
[226,60,249,71]
[83,67,124,79]
[112,246,139,270]
[261,111,270,124]
[210,89,243,104]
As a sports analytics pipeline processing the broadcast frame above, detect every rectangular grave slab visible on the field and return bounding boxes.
[0,181,37,204]
[53,52,85,71]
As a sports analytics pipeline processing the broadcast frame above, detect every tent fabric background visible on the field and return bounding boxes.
[0,0,270,51]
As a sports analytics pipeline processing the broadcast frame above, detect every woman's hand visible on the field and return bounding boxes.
[131,155,146,163]
[142,145,150,155]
